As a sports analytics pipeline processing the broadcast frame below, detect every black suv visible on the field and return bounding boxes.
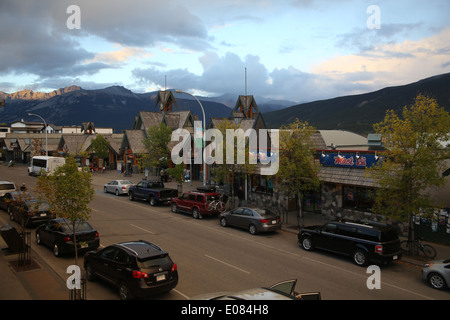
[84,240,178,299]
[298,220,401,266]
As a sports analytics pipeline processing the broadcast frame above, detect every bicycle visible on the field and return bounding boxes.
[207,199,225,213]
[400,238,437,259]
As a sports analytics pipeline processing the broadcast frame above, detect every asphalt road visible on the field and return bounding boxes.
[1,164,449,300]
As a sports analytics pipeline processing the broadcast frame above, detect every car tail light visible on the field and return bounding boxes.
[63,236,71,242]
[94,232,99,238]
[259,219,270,223]
[375,245,383,254]
[122,186,126,190]
[132,270,149,279]
[171,263,177,272]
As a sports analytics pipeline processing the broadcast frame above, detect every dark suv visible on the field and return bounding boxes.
[84,240,178,299]
[170,190,223,219]
[298,220,401,266]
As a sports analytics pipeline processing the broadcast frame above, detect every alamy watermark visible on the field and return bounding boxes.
[66,5,81,30]
[170,121,279,175]
[367,5,381,30]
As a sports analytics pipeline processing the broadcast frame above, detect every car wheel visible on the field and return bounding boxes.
[428,272,447,290]
[53,243,61,257]
[149,196,156,206]
[353,249,368,266]
[171,203,178,213]
[192,208,201,219]
[85,265,96,282]
[249,224,257,235]
[129,192,134,201]
[119,282,133,300]
[220,217,227,227]
[115,189,119,196]
[301,236,313,251]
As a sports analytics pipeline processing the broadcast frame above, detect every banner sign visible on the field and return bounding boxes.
[320,152,381,168]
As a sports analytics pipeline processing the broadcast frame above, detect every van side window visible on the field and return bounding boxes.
[323,223,337,233]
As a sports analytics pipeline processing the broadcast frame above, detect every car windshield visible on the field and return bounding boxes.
[138,255,172,269]
[26,200,50,211]
[59,221,93,233]
[0,184,15,190]
[119,180,132,184]
[253,208,276,217]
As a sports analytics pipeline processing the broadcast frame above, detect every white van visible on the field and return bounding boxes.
[28,156,65,176]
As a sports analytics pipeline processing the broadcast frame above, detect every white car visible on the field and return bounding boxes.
[104,180,133,196]
[0,181,16,198]
[422,259,450,290]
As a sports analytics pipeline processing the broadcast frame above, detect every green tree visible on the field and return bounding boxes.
[210,120,255,206]
[368,94,450,246]
[142,123,172,170]
[90,134,111,160]
[276,119,320,227]
[35,156,95,265]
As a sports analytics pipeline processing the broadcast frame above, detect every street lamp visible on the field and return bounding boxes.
[28,113,48,156]
[175,90,206,186]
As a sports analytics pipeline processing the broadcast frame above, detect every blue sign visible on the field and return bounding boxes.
[320,152,381,168]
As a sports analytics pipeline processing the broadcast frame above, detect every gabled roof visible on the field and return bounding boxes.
[155,90,177,112]
[121,129,146,154]
[233,95,259,119]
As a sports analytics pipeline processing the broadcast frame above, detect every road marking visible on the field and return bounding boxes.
[130,224,154,234]
[173,289,190,300]
[205,254,250,274]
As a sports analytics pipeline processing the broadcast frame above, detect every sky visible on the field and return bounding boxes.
[0,0,449,103]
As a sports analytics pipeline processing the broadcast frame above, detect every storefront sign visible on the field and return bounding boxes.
[320,152,380,168]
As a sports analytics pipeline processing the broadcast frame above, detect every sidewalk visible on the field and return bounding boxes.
[1,170,449,300]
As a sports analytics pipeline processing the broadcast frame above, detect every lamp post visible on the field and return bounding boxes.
[28,113,48,156]
[175,90,206,186]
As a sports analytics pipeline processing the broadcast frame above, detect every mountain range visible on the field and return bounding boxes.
[1,72,449,135]
[264,72,450,134]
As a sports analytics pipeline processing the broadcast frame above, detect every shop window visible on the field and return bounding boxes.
[343,186,375,211]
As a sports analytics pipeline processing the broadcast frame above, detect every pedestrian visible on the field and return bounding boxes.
[20,183,27,192]
[238,186,244,207]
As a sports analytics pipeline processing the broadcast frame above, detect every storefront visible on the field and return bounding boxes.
[318,150,381,221]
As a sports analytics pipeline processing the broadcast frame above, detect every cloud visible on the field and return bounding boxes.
[132,51,271,95]
[313,27,450,88]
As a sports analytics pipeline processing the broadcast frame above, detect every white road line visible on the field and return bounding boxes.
[130,224,154,234]
[205,254,250,274]
[173,289,190,300]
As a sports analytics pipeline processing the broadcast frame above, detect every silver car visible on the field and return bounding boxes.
[219,207,281,235]
[422,259,450,290]
[190,279,321,300]
[104,180,133,196]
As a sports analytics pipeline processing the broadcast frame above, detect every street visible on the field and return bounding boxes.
[1,164,449,300]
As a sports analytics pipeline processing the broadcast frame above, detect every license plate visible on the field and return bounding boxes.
[156,274,166,282]
[40,213,47,217]
[272,220,277,224]
[393,255,398,260]
[80,242,88,248]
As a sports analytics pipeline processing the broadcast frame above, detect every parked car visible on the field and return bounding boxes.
[298,220,401,266]
[84,240,178,300]
[104,180,133,196]
[128,180,178,206]
[219,207,281,235]
[191,279,320,300]
[6,192,53,227]
[170,190,224,219]
[0,191,30,212]
[0,181,16,198]
[422,259,450,290]
[36,218,100,257]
